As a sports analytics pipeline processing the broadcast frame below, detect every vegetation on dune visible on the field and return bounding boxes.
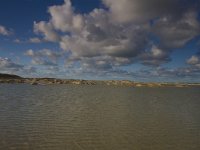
[0,73,22,79]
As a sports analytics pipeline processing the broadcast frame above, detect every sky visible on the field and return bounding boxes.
[0,0,200,82]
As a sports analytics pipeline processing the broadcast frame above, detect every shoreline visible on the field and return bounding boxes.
[0,73,199,87]
[0,78,200,87]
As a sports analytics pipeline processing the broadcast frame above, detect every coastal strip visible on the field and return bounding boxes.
[0,73,200,87]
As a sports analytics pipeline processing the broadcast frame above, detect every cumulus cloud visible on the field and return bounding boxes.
[31,0,200,78]
[34,21,60,42]
[25,49,62,66]
[48,0,84,32]
[187,54,200,69]
[187,56,199,65]
[0,57,36,75]
[34,1,149,57]
[153,11,200,49]
[102,0,193,23]
[139,45,171,66]
[0,25,13,36]
[0,57,23,71]
[132,66,200,82]
[139,53,200,81]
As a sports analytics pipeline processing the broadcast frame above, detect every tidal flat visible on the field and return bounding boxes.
[0,84,199,150]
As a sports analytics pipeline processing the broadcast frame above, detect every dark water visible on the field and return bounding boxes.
[0,84,199,150]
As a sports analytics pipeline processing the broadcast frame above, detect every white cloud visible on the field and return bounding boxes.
[0,57,36,75]
[0,25,13,36]
[14,37,42,44]
[13,39,21,43]
[140,45,170,66]
[32,0,200,78]
[29,37,42,43]
[187,56,199,65]
[25,49,35,56]
[25,49,62,66]
[48,0,84,32]
[0,57,23,70]
[187,55,200,69]
[34,21,60,42]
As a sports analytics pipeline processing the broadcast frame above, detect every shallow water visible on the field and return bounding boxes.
[0,84,199,150]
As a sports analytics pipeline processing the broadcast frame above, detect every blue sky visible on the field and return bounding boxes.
[0,0,200,82]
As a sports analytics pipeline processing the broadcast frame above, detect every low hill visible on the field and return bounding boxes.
[0,73,22,79]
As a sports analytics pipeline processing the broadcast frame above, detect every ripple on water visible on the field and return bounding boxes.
[0,84,199,150]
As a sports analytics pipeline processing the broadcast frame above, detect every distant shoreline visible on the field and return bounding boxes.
[0,73,200,87]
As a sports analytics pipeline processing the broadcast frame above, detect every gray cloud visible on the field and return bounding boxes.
[31,0,200,78]
[33,0,150,62]
[102,0,193,23]
[153,11,200,49]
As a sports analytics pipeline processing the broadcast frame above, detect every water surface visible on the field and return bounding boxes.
[0,84,199,150]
